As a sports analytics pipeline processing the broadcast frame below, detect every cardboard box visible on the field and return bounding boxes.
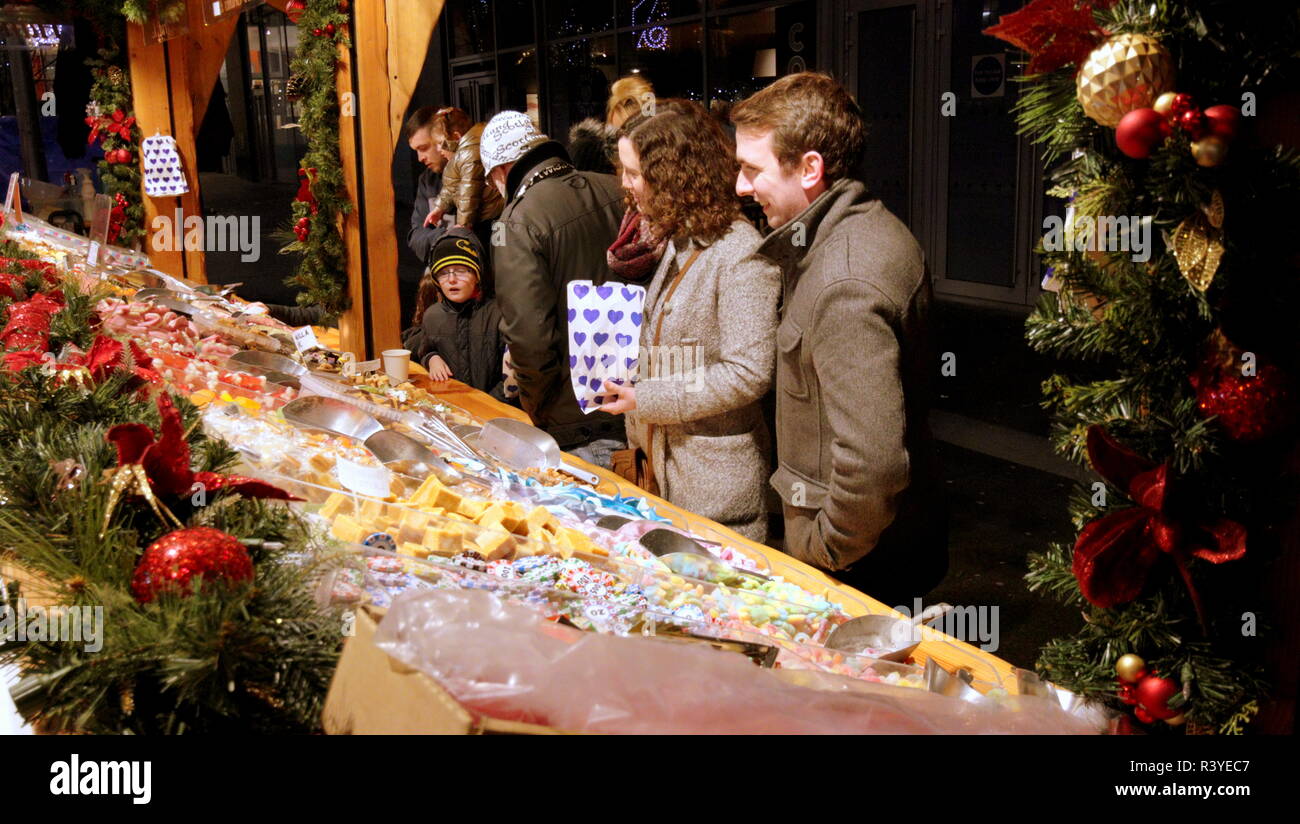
[321,607,566,735]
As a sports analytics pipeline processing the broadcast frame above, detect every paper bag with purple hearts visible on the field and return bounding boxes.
[566,280,645,414]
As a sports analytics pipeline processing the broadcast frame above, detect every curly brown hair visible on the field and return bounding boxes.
[619,100,741,245]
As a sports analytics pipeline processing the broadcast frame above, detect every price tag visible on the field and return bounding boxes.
[341,358,381,378]
[291,326,320,353]
[335,458,393,499]
[87,241,101,266]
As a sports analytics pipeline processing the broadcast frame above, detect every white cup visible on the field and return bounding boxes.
[382,349,411,383]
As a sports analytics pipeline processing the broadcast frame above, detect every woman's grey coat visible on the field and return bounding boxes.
[628,220,781,541]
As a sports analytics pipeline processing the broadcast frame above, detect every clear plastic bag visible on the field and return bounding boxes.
[374,589,1105,734]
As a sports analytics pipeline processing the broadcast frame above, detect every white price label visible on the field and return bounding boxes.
[291,326,320,353]
[87,241,101,266]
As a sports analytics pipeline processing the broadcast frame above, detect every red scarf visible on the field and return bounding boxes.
[606,208,667,283]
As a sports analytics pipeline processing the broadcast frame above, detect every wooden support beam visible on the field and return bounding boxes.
[126,23,183,279]
[335,32,367,357]
[352,0,402,356]
[189,5,242,127]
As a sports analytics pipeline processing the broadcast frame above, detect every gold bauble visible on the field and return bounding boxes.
[1192,135,1228,167]
[1153,91,1179,117]
[1116,653,1147,684]
[1077,34,1176,127]
[1165,713,1187,726]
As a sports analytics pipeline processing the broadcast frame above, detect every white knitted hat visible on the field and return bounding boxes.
[480,111,547,174]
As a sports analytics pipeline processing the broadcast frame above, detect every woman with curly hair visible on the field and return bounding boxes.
[600,101,781,541]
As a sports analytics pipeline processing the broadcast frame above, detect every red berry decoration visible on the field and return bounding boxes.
[285,0,307,23]
[131,526,254,604]
[1133,674,1180,722]
[1203,104,1241,141]
[1116,107,1168,159]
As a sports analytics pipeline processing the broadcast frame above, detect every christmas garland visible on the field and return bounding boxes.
[988,0,1300,732]
[280,0,354,320]
[0,270,344,733]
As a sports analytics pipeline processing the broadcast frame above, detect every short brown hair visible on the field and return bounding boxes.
[621,100,740,245]
[730,72,866,184]
[405,106,440,141]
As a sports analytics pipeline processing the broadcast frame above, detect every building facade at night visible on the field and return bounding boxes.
[423,0,1052,309]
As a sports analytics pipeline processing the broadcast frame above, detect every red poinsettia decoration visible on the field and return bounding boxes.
[82,334,162,386]
[983,0,1113,75]
[1072,425,1246,629]
[85,108,137,146]
[106,393,300,503]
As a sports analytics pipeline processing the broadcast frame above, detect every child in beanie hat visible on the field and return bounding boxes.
[402,226,518,400]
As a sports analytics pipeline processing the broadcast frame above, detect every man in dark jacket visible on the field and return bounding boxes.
[405,106,453,264]
[732,73,947,608]
[479,111,627,457]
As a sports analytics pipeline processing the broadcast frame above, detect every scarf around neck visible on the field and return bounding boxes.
[606,207,668,283]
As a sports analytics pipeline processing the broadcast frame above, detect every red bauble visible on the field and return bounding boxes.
[1191,359,1298,443]
[312,28,323,36]
[1203,104,1240,141]
[1134,674,1180,721]
[325,23,336,36]
[285,0,307,23]
[1177,109,1207,139]
[1116,108,1167,159]
[337,0,349,10]
[131,527,254,604]
[1168,93,1197,118]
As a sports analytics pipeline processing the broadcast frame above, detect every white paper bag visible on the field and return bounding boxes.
[566,280,645,414]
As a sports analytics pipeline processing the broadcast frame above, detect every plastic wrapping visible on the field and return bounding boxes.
[375,589,1104,734]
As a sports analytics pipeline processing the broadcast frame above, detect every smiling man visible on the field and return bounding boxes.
[732,72,947,607]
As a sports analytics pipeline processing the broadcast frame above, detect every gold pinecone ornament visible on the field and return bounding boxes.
[1076,33,1175,127]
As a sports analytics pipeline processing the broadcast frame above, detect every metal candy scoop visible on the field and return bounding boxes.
[228,350,309,377]
[639,528,715,560]
[362,429,490,490]
[595,514,632,530]
[638,528,771,584]
[824,603,953,662]
[282,396,383,441]
[474,418,602,486]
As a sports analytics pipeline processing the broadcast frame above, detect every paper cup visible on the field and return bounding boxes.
[382,349,411,383]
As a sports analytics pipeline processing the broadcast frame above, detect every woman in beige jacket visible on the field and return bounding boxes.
[600,102,780,541]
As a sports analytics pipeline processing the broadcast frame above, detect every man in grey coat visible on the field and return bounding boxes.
[732,73,947,607]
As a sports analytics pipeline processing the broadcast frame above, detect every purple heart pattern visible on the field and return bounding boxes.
[566,279,646,415]
[141,134,190,198]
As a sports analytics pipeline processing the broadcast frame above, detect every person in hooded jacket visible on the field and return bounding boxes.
[401,227,515,402]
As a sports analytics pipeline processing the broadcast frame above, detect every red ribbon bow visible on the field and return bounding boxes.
[85,111,136,146]
[107,393,300,503]
[1072,426,1246,629]
[295,167,319,215]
